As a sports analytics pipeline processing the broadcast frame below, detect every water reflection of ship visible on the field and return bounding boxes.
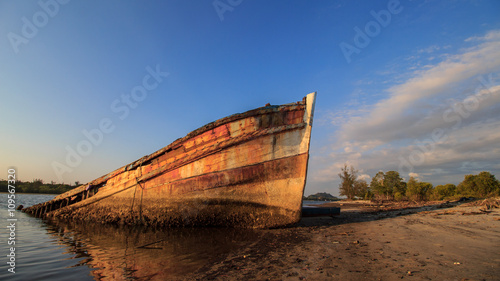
[46,219,261,280]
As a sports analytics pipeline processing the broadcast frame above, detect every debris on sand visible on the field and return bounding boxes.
[463,197,500,208]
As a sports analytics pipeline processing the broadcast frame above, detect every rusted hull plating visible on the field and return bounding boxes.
[24,92,317,228]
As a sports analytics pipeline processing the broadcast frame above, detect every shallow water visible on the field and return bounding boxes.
[302,200,336,206]
[0,193,261,280]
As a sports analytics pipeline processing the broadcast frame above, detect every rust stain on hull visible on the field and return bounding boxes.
[24,92,317,228]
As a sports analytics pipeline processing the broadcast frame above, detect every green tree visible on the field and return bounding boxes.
[338,164,358,200]
[457,171,500,197]
[384,171,405,198]
[19,182,34,193]
[0,179,75,194]
[475,171,500,196]
[406,177,419,200]
[394,181,407,201]
[434,184,456,200]
[458,174,476,196]
[370,171,406,200]
[0,180,8,192]
[56,185,73,194]
[39,185,53,194]
[370,171,386,198]
[406,177,433,201]
[354,179,371,199]
[418,182,434,200]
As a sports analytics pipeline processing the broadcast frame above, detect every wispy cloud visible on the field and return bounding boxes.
[311,30,500,188]
[417,44,441,54]
[342,31,500,143]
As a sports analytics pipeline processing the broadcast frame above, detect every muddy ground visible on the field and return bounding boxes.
[184,199,500,280]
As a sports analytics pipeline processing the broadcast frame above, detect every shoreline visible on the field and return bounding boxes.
[185,199,500,280]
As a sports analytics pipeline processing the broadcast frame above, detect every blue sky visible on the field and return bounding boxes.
[1,0,499,196]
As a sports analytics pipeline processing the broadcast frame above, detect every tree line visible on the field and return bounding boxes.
[0,179,78,194]
[338,164,500,201]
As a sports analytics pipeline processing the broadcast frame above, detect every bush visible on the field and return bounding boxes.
[433,184,457,200]
[406,177,433,201]
[394,191,406,201]
[457,172,500,197]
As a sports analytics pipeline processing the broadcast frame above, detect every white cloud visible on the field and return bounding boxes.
[311,30,500,193]
[339,32,500,143]
[465,30,500,42]
[358,174,371,181]
[417,45,441,54]
[408,172,420,180]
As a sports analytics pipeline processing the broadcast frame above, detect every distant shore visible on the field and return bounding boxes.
[185,199,500,280]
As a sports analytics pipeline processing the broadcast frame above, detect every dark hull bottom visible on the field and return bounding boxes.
[47,198,300,228]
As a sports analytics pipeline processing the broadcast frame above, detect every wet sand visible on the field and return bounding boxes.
[185,199,500,280]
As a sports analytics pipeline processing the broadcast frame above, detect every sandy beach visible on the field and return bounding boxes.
[185,199,500,280]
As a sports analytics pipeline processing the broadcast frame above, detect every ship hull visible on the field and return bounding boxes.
[25,92,316,228]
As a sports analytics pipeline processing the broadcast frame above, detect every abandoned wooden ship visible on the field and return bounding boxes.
[24,92,317,228]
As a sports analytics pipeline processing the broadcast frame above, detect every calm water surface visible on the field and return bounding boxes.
[0,193,262,280]
[302,200,336,206]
